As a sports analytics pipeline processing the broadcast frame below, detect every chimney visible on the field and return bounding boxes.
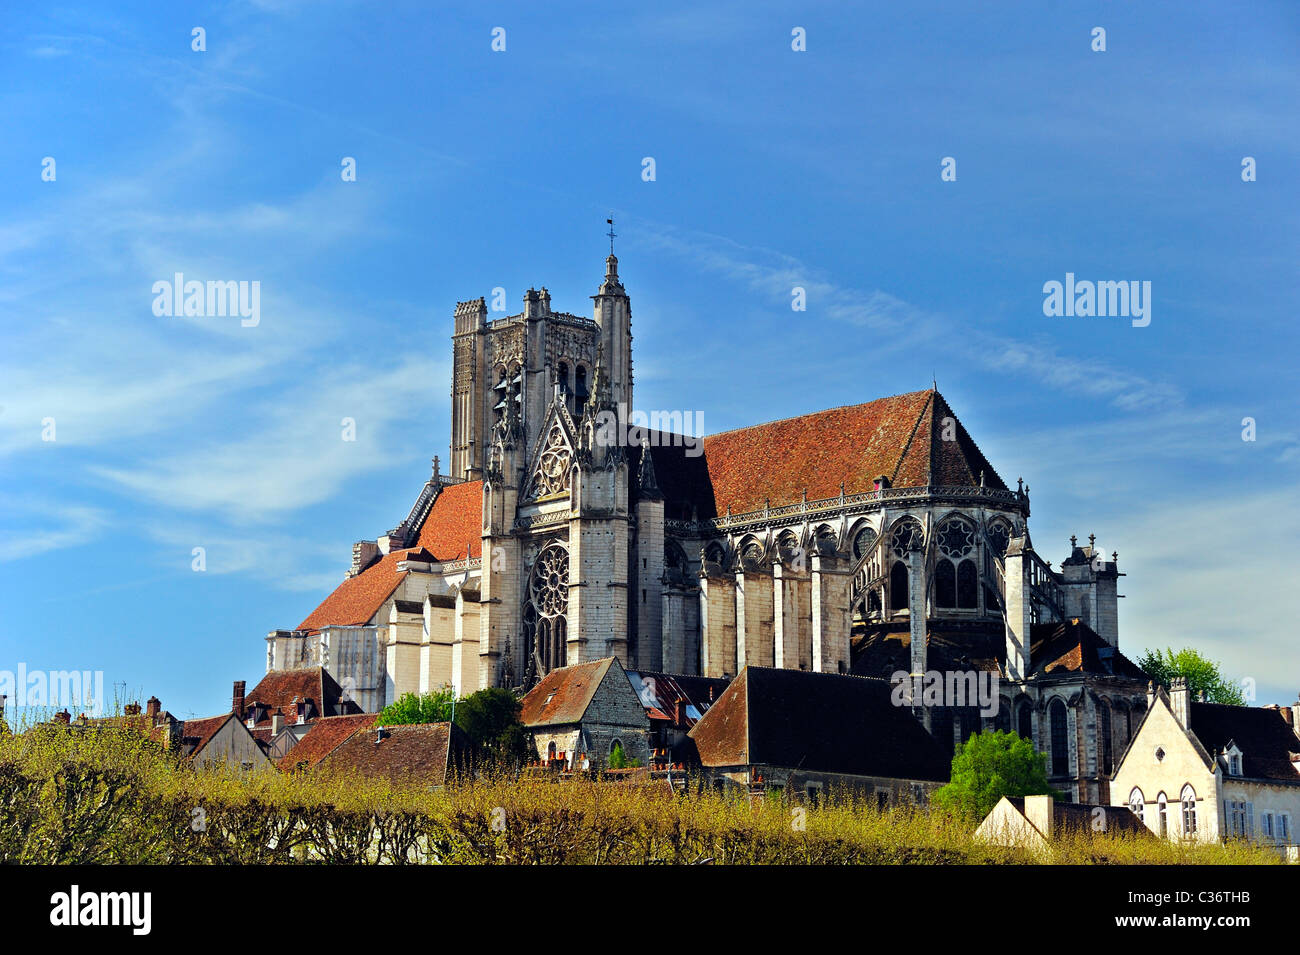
[1291,697,1300,739]
[54,709,71,725]
[271,713,283,737]
[1169,677,1191,727]
[146,696,161,719]
[672,697,684,726]
[1003,537,1032,682]
[123,701,142,716]
[1024,794,1054,838]
[232,680,246,718]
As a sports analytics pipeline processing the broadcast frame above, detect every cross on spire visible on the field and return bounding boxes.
[606,216,616,255]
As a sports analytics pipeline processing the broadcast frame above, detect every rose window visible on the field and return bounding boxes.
[530,545,569,618]
[938,518,975,558]
[890,519,922,557]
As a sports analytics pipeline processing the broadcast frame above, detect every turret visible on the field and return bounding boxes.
[592,253,633,413]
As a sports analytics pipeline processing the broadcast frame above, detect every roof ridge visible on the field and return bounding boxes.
[700,389,934,441]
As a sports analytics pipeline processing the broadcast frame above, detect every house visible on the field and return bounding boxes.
[179,713,274,771]
[232,667,364,761]
[519,657,650,769]
[317,721,468,786]
[277,713,378,772]
[1110,678,1300,848]
[688,666,951,804]
[976,794,1148,855]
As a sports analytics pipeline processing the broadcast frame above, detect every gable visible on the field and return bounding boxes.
[1112,694,1215,789]
[522,409,576,503]
[519,658,615,727]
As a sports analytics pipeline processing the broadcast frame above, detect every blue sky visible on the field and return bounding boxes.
[1,1,1297,720]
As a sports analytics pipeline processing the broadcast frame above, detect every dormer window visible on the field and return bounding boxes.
[1225,744,1243,776]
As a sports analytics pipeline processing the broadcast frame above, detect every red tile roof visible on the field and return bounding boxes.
[296,481,483,631]
[699,389,1005,515]
[278,713,377,771]
[519,658,616,727]
[318,721,467,785]
[298,550,408,630]
[415,479,483,560]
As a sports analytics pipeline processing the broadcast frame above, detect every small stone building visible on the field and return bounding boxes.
[688,666,951,804]
[1111,679,1300,847]
[519,656,650,769]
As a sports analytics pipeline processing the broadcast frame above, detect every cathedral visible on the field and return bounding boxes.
[263,247,1150,803]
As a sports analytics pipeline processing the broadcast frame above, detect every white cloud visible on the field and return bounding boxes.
[0,500,110,562]
[91,355,445,523]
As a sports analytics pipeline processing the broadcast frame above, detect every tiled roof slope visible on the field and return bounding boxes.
[690,666,951,782]
[1190,703,1300,782]
[297,480,483,631]
[414,479,483,560]
[699,389,1005,516]
[278,713,377,771]
[298,550,408,630]
[519,658,615,727]
[319,721,466,785]
[1029,620,1147,679]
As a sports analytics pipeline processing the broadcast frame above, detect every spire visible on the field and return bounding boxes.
[587,340,612,412]
[637,437,662,500]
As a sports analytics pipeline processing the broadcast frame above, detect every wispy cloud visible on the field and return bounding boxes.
[636,219,1185,412]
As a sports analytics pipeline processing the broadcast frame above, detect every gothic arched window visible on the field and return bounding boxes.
[986,520,1011,559]
[890,517,923,558]
[1017,701,1033,741]
[935,559,957,608]
[851,524,877,560]
[776,530,800,562]
[1099,701,1114,775]
[957,559,978,609]
[525,543,569,676]
[890,560,909,611]
[1181,785,1198,836]
[1129,787,1145,823]
[1157,792,1168,837]
[574,365,589,413]
[1049,699,1069,776]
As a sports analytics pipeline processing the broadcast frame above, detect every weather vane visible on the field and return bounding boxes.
[606,216,616,255]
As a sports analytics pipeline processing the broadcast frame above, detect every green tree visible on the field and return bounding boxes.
[453,687,530,768]
[376,687,456,726]
[1136,647,1245,705]
[931,730,1058,820]
[607,742,642,769]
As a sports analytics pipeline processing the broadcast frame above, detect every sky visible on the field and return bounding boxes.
[1,0,1297,720]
